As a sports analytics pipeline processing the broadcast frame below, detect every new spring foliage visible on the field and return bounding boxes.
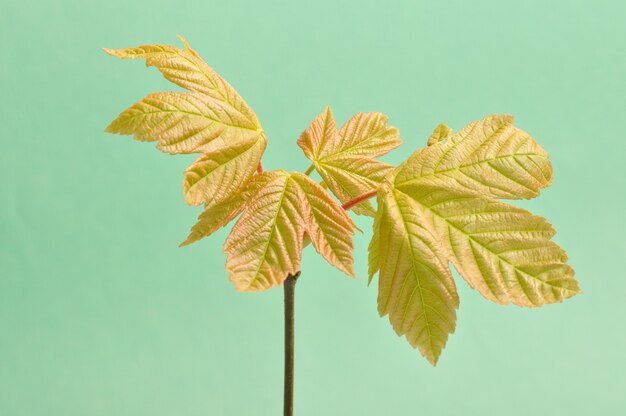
[105,37,580,365]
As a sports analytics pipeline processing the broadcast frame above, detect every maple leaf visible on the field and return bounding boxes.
[182,134,267,206]
[104,36,259,125]
[394,115,552,200]
[105,40,580,371]
[369,115,580,364]
[104,37,265,207]
[394,182,579,306]
[224,171,355,291]
[180,171,283,247]
[371,183,459,365]
[297,106,401,216]
[105,92,263,155]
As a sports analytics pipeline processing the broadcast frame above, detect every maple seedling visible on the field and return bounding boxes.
[104,37,580,415]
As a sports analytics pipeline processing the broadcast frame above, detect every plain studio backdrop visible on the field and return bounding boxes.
[1,1,624,415]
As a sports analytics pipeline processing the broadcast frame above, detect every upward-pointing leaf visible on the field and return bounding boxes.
[224,171,355,291]
[395,115,552,200]
[297,106,401,216]
[335,111,402,157]
[370,182,458,365]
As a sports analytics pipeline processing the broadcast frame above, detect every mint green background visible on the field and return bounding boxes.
[2,1,625,415]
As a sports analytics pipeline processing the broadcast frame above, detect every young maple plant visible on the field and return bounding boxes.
[105,37,580,413]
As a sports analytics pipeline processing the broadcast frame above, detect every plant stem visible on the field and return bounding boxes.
[342,189,378,211]
[304,164,315,176]
[283,271,300,416]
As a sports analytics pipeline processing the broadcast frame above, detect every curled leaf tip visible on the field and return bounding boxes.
[177,34,191,49]
[102,47,117,56]
[499,113,514,123]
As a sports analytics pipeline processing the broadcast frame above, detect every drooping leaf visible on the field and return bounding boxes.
[395,182,580,307]
[370,183,458,364]
[291,174,355,276]
[183,133,267,206]
[179,196,248,248]
[368,200,382,284]
[224,172,305,291]
[297,106,401,216]
[224,171,354,291]
[180,172,282,247]
[369,115,580,364]
[395,115,552,200]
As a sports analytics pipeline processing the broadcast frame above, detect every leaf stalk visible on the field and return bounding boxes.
[342,189,378,211]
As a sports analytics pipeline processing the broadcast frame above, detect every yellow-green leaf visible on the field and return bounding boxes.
[396,182,580,307]
[105,92,261,154]
[179,197,247,248]
[317,156,395,216]
[104,37,259,127]
[370,115,579,363]
[224,171,355,291]
[183,133,267,206]
[370,182,459,365]
[180,171,281,247]
[291,174,355,276]
[297,106,401,216]
[368,200,382,284]
[106,38,268,211]
[395,115,552,200]
[335,111,402,157]
[296,106,337,161]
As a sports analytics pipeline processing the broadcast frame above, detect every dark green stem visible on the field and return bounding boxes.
[283,272,300,416]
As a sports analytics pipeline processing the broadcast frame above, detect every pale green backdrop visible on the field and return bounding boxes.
[1,1,625,415]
